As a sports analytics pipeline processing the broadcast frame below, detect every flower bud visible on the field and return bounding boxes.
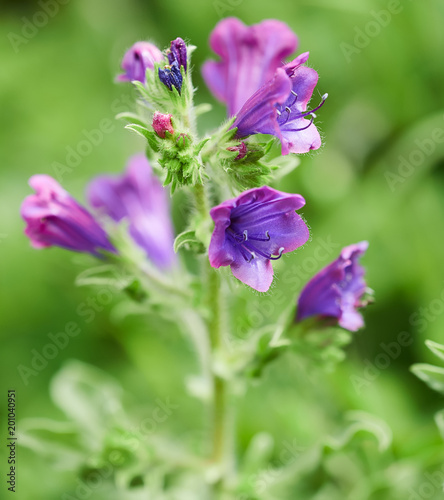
[152,112,174,138]
[167,37,187,72]
[227,142,247,160]
[158,61,183,93]
[176,133,191,150]
[118,41,164,84]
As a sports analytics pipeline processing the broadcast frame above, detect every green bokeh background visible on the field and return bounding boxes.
[1,0,444,498]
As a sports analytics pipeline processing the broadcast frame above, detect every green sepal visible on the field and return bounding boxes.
[125,124,161,152]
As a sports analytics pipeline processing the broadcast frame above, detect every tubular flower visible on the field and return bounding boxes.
[87,154,176,270]
[232,53,326,155]
[209,186,309,292]
[202,17,298,117]
[117,41,164,84]
[296,242,369,331]
[21,175,115,256]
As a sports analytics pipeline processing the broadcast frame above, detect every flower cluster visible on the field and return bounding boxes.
[21,18,371,347]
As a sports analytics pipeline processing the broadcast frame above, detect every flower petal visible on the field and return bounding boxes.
[203,18,297,116]
[231,256,274,293]
[233,68,291,139]
[87,154,176,269]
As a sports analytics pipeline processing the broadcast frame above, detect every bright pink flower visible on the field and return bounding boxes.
[21,175,115,256]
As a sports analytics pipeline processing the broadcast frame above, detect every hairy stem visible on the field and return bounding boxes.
[193,183,233,493]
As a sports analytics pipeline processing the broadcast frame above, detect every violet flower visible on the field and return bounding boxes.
[87,154,176,270]
[296,242,369,332]
[117,41,164,84]
[202,18,298,117]
[209,186,309,292]
[232,53,326,155]
[21,175,115,256]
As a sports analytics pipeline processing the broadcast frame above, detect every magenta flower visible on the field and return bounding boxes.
[296,242,369,331]
[209,186,309,292]
[21,175,115,256]
[87,154,176,270]
[117,41,164,84]
[232,53,326,154]
[202,18,298,117]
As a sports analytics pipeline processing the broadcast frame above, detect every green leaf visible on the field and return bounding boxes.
[125,124,160,152]
[194,103,212,116]
[410,363,444,394]
[173,230,205,253]
[115,112,146,127]
[325,411,392,453]
[434,409,444,441]
[425,339,444,362]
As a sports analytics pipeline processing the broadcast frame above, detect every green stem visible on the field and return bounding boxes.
[207,265,225,460]
[193,183,232,492]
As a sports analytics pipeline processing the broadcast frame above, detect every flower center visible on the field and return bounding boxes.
[275,92,328,132]
[227,227,284,262]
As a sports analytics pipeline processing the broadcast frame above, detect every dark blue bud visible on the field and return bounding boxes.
[158,61,183,93]
[167,37,187,72]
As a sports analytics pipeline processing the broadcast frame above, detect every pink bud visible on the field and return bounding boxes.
[227,141,247,160]
[152,112,174,138]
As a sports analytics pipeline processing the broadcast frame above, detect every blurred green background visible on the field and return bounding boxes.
[1,0,444,498]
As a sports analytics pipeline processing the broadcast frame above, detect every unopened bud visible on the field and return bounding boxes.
[227,141,247,160]
[152,112,174,138]
[176,133,191,149]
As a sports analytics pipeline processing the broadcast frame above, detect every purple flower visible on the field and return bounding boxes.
[21,175,115,256]
[209,186,309,292]
[296,242,369,331]
[232,53,326,154]
[202,17,298,117]
[87,154,176,270]
[158,61,183,93]
[167,37,187,71]
[117,41,164,84]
